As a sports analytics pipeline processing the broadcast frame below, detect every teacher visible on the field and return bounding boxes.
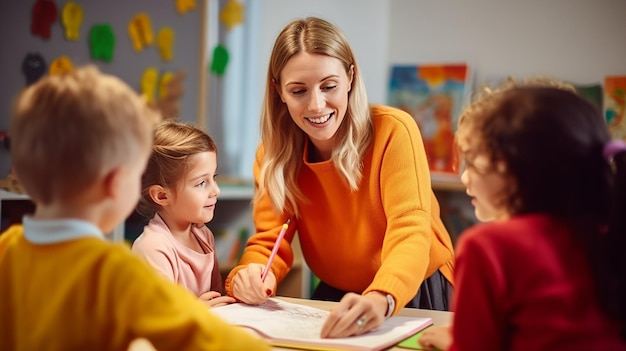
[225,16,454,338]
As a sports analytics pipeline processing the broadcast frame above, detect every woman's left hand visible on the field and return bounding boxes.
[320,291,387,338]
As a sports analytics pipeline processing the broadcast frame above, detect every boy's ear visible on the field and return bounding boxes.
[102,166,123,199]
[148,185,170,206]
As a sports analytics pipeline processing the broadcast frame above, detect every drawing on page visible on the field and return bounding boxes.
[211,297,434,350]
[218,299,329,339]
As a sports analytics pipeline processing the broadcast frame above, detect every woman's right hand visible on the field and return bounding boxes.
[231,263,277,305]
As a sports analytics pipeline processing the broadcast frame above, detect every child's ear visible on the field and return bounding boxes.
[102,166,123,199]
[496,160,508,173]
[148,185,170,206]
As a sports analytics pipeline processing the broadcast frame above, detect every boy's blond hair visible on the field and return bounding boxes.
[10,65,161,205]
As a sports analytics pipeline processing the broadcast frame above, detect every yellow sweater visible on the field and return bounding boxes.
[226,105,454,314]
[0,225,269,351]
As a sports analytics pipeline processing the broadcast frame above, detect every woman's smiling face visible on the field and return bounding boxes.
[277,52,353,159]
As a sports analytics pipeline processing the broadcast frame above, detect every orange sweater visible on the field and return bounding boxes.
[226,105,454,314]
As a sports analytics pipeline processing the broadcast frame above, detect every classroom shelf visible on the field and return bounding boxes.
[219,184,255,200]
[431,173,465,192]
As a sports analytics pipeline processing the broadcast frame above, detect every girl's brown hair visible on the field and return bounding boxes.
[136,120,217,218]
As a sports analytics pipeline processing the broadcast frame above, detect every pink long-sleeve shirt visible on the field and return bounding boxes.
[132,214,221,296]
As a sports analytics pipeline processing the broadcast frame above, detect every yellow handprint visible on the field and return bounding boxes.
[141,67,159,103]
[157,27,174,62]
[49,56,74,76]
[62,1,83,40]
[176,0,196,14]
[128,13,154,52]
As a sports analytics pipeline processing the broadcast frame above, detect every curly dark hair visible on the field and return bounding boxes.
[456,78,626,338]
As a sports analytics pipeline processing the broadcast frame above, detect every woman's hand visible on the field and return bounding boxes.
[231,263,277,305]
[320,291,387,338]
[418,325,452,351]
[199,291,236,308]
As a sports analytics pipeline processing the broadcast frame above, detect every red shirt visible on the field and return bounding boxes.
[450,214,626,351]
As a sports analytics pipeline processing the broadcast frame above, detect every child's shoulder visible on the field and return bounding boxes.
[0,224,25,240]
[93,240,169,281]
[458,214,564,253]
[0,225,26,253]
[131,220,177,254]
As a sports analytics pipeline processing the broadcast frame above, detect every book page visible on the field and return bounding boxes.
[211,298,432,351]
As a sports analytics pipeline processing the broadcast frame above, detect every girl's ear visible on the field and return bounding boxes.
[148,185,170,206]
[496,160,508,174]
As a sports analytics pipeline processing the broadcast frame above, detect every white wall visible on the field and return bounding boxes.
[389,0,626,90]
[256,0,626,105]
[226,0,625,181]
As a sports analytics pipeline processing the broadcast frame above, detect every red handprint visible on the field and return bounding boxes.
[31,0,58,40]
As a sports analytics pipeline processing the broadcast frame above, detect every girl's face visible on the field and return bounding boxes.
[277,52,353,159]
[165,151,220,228]
[460,152,510,222]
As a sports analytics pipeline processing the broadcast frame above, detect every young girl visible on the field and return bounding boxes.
[132,120,235,308]
[419,80,626,350]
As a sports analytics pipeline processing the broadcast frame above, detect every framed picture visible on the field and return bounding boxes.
[388,63,471,176]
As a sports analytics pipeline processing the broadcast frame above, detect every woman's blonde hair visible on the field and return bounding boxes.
[136,120,217,218]
[257,17,373,216]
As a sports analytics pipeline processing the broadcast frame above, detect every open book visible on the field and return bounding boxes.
[211,298,432,351]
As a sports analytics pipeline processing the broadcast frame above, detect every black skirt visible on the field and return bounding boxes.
[311,269,452,311]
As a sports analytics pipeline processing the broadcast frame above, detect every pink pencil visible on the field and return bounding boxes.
[261,218,291,282]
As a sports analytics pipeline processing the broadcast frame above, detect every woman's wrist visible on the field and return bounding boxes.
[365,291,392,318]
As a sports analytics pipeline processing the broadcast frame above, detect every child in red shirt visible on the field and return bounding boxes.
[419,79,626,350]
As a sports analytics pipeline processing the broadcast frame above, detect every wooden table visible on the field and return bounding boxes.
[272,296,453,350]
[127,296,453,351]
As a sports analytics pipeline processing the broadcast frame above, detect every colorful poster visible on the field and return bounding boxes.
[604,76,626,141]
[388,63,470,175]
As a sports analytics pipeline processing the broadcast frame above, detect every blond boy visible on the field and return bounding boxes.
[0,66,268,351]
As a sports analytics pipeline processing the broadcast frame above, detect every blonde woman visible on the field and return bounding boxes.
[225,17,455,338]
